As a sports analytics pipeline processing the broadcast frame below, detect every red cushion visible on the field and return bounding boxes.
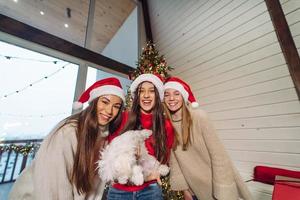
[272,181,300,200]
[254,166,300,185]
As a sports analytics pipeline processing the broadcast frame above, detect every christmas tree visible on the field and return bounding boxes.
[130,41,173,81]
[126,41,173,108]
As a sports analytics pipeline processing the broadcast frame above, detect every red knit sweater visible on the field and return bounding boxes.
[107,111,174,192]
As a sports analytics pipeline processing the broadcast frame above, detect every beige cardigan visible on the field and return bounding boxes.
[170,108,252,200]
[9,122,105,200]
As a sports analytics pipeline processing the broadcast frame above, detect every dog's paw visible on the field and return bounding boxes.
[131,165,144,186]
[118,175,129,184]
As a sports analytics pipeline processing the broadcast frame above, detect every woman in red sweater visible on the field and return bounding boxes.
[107,74,174,200]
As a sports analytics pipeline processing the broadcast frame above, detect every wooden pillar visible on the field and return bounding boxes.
[265,0,300,98]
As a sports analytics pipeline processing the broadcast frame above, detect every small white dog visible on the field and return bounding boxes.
[98,129,169,186]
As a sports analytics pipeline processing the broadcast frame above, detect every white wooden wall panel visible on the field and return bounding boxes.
[290,22,300,36]
[210,101,300,120]
[214,113,300,129]
[279,0,290,4]
[197,64,289,97]
[148,1,300,199]
[294,35,300,49]
[204,88,298,112]
[163,1,267,65]
[281,0,300,49]
[194,53,286,92]
[235,160,300,176]
[195,54,286,94]
[281,0,300,16]
[155,0,208,41]
[198,76,294,103]
[224,140,300,153]
[166,2,263,62]
[286,9,300,27]
[189,43,283,91]
[218,127,300,140]
[229,150,300,167]
[283,1,300,24]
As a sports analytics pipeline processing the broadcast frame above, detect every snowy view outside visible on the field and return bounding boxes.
[0,40,132,141]
[0,41,78,140]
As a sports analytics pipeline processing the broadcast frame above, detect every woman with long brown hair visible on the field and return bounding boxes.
[9,77,125,200]
[106,74,174,200]
[164,77,252,200]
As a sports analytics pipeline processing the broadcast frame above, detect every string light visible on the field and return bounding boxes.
[1,63,71,100]
[0,54,63,64]
[0,112,69,118]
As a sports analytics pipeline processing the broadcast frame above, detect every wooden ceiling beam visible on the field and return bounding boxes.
[0,13,134,75]
[139,0,153,43]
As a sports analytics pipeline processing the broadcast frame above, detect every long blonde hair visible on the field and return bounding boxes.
[164,103,193,151]
[181,103,193,150]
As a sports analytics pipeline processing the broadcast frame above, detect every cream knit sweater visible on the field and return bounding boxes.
[9,122,105,200]
[170,108,252,200]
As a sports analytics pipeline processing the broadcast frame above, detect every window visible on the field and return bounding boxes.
[0,40,78,140]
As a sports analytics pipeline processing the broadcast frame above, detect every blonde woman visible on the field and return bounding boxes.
[164,77,252,200]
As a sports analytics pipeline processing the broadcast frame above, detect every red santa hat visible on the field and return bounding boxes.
[130,73,164,101]
[164,77,199,108]
[73,77,125,110]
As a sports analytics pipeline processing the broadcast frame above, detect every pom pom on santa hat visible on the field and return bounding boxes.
[164,77,199,108]
[73,77,125,110]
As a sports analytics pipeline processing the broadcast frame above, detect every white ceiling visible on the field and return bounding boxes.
[0,0,136,53]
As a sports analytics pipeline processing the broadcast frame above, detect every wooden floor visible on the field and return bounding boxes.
[0,182,13,200]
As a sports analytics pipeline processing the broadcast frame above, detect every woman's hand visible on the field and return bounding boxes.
[135,144,162,184]
[145,171,162,185]
[183,190,193,200]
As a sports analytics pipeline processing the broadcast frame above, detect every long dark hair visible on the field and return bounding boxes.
[121,83,168,164]
[58,97,123,194]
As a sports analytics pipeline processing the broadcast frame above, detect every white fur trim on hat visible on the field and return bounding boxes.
[72,101,83,110]
[164,81,189,102]
[191,102,199,108]
[130,74,164,101]
[89,85,125,103]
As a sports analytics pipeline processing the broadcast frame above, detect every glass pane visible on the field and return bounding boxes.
[99,6,138,68]
[0,40,78,140]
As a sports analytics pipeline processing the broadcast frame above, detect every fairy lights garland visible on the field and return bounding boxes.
[0,112,69,118]
[0,143,41,156]
[0,54,63,64]
[0,55,68,155]
[1,62,70,100]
